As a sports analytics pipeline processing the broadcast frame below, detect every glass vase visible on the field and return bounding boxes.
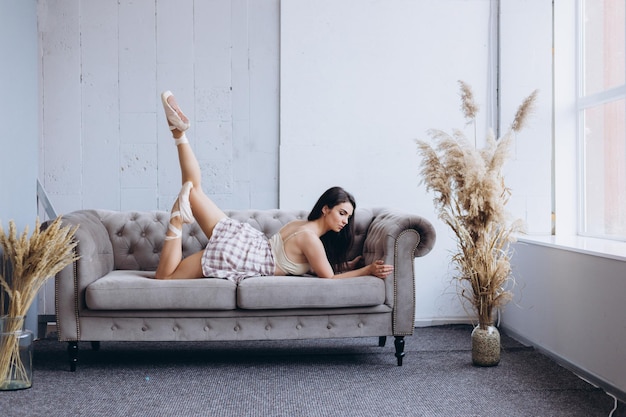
[471,323,500,366]
[0,316,34,390]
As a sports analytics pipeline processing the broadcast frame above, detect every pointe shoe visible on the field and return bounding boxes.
[161,90,190,132]
[177,181,195,224]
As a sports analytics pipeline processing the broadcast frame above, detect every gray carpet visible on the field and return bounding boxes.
[0,325,620,417]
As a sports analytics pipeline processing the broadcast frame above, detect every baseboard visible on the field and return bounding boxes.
[414,317,474,328]
[501,324,626,406]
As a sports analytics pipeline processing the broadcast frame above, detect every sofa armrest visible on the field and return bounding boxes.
[55,210,114,340]
[363,210,436,336]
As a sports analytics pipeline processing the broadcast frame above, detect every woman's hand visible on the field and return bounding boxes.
[313,254,393,280]
[368,259,393,279]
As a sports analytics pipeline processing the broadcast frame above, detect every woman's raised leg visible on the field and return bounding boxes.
[154,91,228,279]
[162,91,228,238]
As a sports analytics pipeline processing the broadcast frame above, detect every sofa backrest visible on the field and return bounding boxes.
[94,208,379,272]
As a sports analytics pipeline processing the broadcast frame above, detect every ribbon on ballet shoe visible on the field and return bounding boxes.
[164,213,183,241]
[174,133,189,146]
[177,181,195,224]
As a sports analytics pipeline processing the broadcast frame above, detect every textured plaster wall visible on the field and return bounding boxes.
[38,0,279,214]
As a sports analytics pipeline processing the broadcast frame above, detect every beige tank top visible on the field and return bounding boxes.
[269,230,312,275]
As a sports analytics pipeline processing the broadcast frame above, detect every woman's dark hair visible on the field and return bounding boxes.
[308,186,356,273]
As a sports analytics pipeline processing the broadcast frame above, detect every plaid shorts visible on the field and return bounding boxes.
[201,217,275,282]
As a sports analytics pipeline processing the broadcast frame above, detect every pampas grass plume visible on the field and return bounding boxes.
[459,80,479,120]
[510,89,538,133]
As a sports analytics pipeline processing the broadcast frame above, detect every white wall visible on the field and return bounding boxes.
[499,0,553,235]
[38,0,279,214]
[280,0,496,210]
[0,0,39,331]
[280,0,508,324]
[0,0,38,229]
[502,242,626,398]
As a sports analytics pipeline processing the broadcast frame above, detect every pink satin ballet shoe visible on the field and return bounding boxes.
[161,90,190,132]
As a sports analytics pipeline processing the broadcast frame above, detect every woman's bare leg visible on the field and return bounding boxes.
[155,198,204,279]
[154,91,227,279]
[163,92,228,236]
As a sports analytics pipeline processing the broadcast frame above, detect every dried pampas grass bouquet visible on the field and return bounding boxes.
[416,81,537,328]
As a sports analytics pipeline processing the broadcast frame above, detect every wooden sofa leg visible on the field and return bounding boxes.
[68,341,78,372]
[378,336,387,347]
[394,336,405,366]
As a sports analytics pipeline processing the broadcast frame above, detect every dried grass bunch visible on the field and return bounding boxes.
[416,81,538,328]
[0,217,79,387]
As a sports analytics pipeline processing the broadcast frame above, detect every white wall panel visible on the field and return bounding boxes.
[40,0,82,214]
[81,0,120,210]
[119,0,156,114]
[248,0,280,208]
[117,0,157,212]
[156,0,194,65]
[499,0,553,234]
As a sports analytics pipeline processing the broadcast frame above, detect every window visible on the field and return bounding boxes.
[578,0,626,240]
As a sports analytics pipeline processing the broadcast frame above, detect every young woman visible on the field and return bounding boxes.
[154,91,393,282]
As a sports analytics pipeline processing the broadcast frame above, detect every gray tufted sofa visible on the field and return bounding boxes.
[54,208,436,370]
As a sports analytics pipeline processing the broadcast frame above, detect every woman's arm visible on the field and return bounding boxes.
[332,259,393,279]
[300,235,393,279]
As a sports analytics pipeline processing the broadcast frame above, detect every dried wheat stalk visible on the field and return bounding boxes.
[417,82,537,328]
[0,217,79,387]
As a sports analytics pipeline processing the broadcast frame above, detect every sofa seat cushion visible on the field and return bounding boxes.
[237,276,386,309]
[85,270,237,310]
